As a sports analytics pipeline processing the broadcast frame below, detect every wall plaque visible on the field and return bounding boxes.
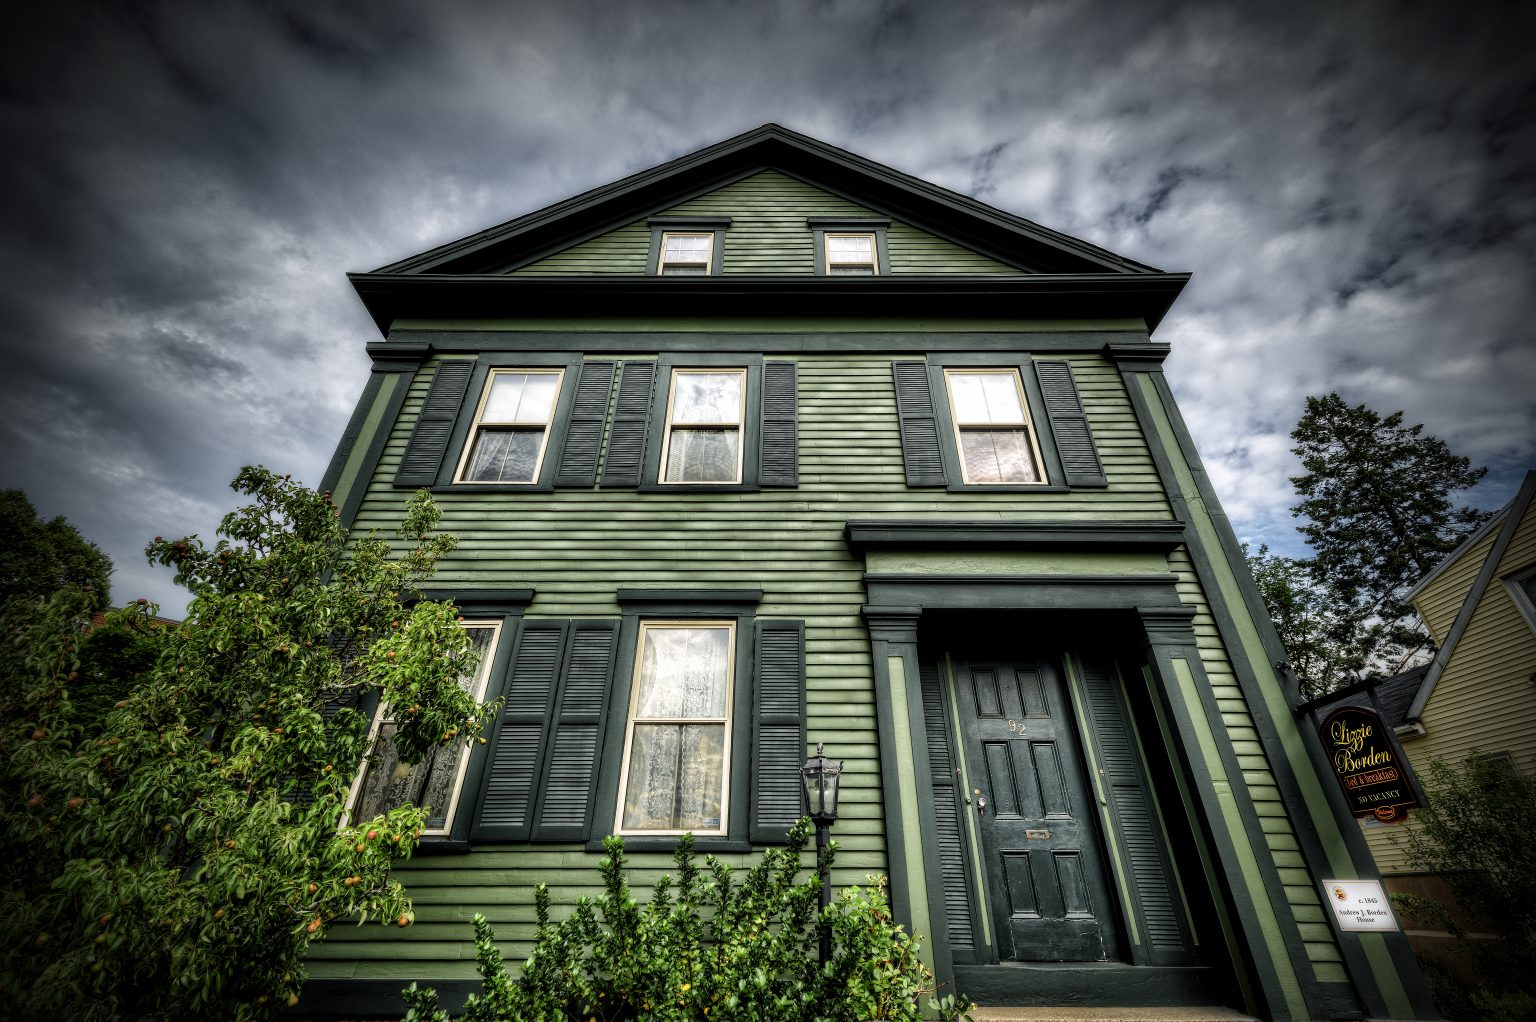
[1321,879,1399,932]
[1318,705,1422,823]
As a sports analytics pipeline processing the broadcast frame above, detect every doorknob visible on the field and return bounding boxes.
[975,795,987,814]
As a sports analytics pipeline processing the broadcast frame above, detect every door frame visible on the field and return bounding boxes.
[862,577,1246,1008]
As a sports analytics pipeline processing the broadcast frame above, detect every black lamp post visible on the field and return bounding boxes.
[800,742,843,964]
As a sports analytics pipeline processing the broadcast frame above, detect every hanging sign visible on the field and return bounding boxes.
[1318,705,1422,823]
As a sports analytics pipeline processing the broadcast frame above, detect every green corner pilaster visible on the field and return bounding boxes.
[861,605,942,981]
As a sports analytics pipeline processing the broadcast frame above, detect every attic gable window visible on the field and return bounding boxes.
[648,217,730,275]
[810,217,890,276]
[659,232,713,274]
[825,232,878,275]
[455,369,564,483]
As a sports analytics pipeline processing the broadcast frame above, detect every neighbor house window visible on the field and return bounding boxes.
[658,232,714,275]
[660,369,746,484]
[346,621,501,836]
[455,369,563,483]
[943,368,1046,484]
[615,622,735,835]
[824,232,878,274]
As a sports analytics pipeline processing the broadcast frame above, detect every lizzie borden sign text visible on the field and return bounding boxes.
[1318,705,1422,823]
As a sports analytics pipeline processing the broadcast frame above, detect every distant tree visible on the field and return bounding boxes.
[0,489,113,609]
[1288,394,1488,682]
[1245,544,1349,699]
[0,468,498,1022]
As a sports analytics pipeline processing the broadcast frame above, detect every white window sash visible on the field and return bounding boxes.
[453,369,564,484]
[659,369,746,485]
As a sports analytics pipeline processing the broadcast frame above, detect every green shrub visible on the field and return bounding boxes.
[400,819,972,1022]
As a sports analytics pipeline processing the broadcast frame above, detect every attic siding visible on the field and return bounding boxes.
[508,169,1022,275]
[1412,528,1498,643]
[1366,504,1536,875]
[311,346,1176,979]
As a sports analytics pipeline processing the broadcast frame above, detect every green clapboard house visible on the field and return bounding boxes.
[309,125,1436,1020]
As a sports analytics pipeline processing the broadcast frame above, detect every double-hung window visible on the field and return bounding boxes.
[346,621,501,837]
[824,232,878,274]
[657,232,714,275]
[661,369,746,484]
[943,368,1045,484]
[455,369,563,483]
[893,357,1108,490]
[615,621,736,836]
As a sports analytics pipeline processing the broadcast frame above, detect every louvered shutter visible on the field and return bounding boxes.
[1075,654,1194,965]
[892,361,946,486]
[759,361,798,487]
[1034,360,1107,487]
[599,361,657,488]
[473,621,565,841]
[532,621,618,841]
[553,361,616,488]
[919,654,978,960]
[395,360,474,487]
[751,620,806,843]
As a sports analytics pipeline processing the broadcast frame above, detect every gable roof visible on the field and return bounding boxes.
[348,124,1190,336]
[1404,470,1536,722]
[377,123,1161,277]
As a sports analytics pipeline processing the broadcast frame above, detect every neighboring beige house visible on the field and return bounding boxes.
[1322,470,1536,973]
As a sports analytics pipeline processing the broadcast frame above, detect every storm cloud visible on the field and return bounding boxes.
[2,1,1532,614]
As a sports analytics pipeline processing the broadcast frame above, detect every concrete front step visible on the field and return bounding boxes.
[969,1008,1257,1022]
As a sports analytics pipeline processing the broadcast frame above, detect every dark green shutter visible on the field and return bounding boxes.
[532,620,618,841]
[473,621,565,841]
[395,360,474,487]
[919,654,978,960]
[760,361,798,487]
[751,620,806,844]
[1034,360,1107,487]
[599,361,657,488]
[892,361,945,486]
[1074,654,1194,965]
[553,361,616,488]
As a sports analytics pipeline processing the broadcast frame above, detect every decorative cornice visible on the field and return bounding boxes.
[844,520,1186,552]
[347,272,1192,338]
[1104,341,1172,368]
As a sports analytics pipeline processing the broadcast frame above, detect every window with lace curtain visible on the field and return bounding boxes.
[660,369,746,484]
[345,622,501,836]
[614,621,735,836]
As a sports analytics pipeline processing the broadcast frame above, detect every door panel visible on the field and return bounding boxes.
[953,651,1121,963]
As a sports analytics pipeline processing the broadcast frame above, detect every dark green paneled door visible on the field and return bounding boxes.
[952,651,1122,962]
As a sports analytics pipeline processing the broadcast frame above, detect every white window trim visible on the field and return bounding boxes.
[342,619,502,837]
[453,368,564,484]
[1503,565,1536,635]
[613,620,736,838]
[942,367,1049,485]
[657,231,715,275]
[659,368,747,485]
[824,231,879,275]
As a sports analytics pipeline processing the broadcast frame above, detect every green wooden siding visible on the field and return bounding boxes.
[312,341,1346,987]
[509,170,1023,276]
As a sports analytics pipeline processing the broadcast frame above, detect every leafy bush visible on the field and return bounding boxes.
[1392,755,1536,1020]
[400,819,972,1022]
[0,468,497,1021]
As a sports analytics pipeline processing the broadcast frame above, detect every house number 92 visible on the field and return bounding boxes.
[1008,720,1027,735]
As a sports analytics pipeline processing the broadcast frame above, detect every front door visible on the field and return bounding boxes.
[951,649,1121,962]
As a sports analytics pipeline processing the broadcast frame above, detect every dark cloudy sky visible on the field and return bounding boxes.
[2,1,1532,616]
